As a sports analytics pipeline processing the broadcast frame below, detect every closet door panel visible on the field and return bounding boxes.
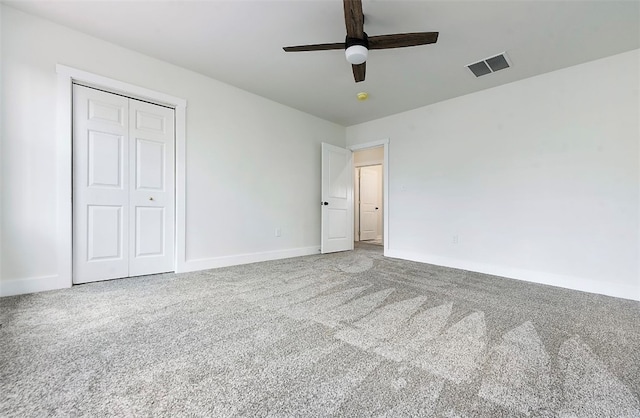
[73,85,130,284]
[128,99,175,276]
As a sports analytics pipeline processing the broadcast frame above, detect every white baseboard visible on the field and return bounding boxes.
[7,248,635,302]
[0,275,71,297]
[385,249,640,302]
[181,246,321,273]
[1,247,321,297]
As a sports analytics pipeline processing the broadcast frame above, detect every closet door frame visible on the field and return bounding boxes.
[56,65,188,290]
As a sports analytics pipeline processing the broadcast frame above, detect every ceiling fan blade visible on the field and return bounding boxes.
[352,62,366,83]
[344,0,364,39]
[283,42,345,52]
[368,32,439,50]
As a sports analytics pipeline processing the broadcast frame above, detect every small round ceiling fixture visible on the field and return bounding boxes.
[357,92,369,101]
[345,35,369,65]
[345,45,368,65]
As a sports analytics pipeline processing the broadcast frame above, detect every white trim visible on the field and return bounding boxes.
[182,246,321,272]
[55,69,73,293]
[174,105,188,273]
[55,65,188,294]
[56,65,186,108]
[386,249,640,302]
[348,139,389,256]
[0,4,3,287]
[354,167,360,242]
[0,275,63,297]
[349,138,389,152]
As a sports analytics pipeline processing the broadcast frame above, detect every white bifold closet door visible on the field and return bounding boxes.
[73,85,175,284]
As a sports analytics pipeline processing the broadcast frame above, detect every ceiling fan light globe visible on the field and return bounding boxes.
[345,45,368,65]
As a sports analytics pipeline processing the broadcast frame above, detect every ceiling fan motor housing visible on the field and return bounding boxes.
[345,33,369,65]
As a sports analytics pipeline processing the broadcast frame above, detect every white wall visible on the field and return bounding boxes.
[347,49,640,301]
[0,5,345,296]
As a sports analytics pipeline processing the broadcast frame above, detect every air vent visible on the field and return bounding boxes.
[467,52,511,77]
[468,61,491,77]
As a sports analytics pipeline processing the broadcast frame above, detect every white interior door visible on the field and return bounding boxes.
[129,99,175,276]
[321,143,353,253]
[359,165,381,241]
[73,85,175,284]
[73,85,130,283]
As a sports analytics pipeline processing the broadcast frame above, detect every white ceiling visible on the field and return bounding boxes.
[6,0,640,126]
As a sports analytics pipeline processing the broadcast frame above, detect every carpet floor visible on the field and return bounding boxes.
[1,244,639,417]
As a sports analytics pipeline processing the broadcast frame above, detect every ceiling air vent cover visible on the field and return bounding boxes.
[467,52,511,77]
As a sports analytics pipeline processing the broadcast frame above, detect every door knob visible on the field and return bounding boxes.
[321,201,329,206]
[149,197,154,201]
[375,207,379,210]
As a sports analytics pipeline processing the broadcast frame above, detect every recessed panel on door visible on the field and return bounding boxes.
[329,150,348,199]
[88,99,124,125]
[135,207,165,257]
[136,110,165,133]
[136,139,165,190]
[362,212,376,234]
[88,131,123,188]
[87,205,122,260]
[328,209,348,239]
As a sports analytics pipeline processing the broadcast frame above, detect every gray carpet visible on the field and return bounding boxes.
[1,243,639,417]
[360,238,383,246]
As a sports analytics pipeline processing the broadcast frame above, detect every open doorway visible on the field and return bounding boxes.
[320,139,388,255]
[354,147,384,246]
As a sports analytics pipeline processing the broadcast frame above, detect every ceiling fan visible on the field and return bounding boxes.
[283,0,439,83]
